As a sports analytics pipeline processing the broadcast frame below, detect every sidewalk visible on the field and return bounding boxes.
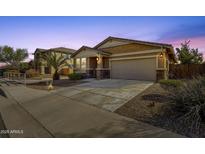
[0,96,52,137]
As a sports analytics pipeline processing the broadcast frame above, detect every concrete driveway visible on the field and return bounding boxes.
[58,79,153,112]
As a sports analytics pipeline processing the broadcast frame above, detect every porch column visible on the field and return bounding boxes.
[86,57,90,75]
[96,55,103,79]
[86,57,90,68]
[156,52,166,81]
[40,65,45,75]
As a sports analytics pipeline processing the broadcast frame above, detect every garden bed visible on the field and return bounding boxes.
[115,83,205,137]
[115,83,168,124]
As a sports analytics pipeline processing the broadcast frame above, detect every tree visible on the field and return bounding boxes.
[176,41,203,64]
[0,45,28,70]
[42,52,71,80]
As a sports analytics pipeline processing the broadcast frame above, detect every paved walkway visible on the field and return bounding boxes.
[0,93,52,137]
[0,79,183,137]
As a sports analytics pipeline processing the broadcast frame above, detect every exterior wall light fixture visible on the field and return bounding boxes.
[159,52,163,58]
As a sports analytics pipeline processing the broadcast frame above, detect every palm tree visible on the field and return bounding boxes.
[42,52,71,80]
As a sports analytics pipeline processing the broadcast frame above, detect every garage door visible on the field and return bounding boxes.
[111,58,156,81]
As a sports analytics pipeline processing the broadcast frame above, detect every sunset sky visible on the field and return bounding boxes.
[0,16,205,60]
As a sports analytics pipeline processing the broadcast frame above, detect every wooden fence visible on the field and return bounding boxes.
[169,64,205,79]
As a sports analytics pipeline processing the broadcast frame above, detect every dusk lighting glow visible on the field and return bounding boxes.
[0,16,205,60]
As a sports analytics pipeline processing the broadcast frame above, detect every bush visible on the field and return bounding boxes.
[159,79,183,89]
[26,69,40,78]
[68,73,83,80]
[168,77,205,136]
[19,62,29,73]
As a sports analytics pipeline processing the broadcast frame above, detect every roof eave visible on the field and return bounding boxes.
[165,47,177,63]
[34,48,47,55]
[94,36,173,49]
[71,46,111,58]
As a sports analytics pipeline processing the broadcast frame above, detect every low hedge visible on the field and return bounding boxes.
[159,79,183,88]
[68,73,83,80]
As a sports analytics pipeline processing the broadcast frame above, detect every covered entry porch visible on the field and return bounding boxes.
[72,46,111,79]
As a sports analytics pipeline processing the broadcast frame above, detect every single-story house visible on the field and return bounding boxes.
[34,47,76,76]
[71,36,177,81]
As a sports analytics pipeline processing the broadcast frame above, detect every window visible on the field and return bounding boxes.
[76,58,86,70]
[76,58,81,69]
[81,58,86,69]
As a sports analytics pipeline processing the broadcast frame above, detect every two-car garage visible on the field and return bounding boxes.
[110,58,156,81]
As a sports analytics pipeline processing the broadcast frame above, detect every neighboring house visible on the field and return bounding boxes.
[34,47,75,76]
[71,36,177,81]
[0,64,18,76]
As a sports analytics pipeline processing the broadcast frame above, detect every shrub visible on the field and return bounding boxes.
[159,79,183,89]
[68,73,83,80]
[19,62,29,73]
[168,77,205,136]
[26,69,40,78]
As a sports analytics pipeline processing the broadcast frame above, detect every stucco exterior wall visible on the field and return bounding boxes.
[101,43,160,54]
